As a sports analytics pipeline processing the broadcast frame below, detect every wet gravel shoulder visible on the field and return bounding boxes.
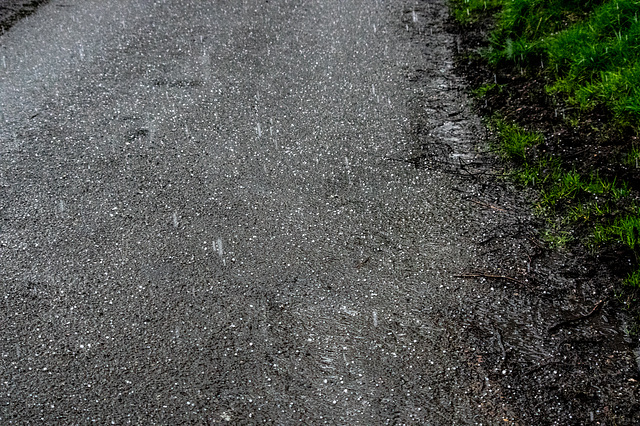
[440,6,640,425]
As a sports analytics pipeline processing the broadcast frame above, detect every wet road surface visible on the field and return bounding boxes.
[1,0,638,424]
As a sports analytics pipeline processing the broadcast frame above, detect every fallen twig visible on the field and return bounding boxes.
[355,257,371,268]
[548,299,606,334]
[528,236,545,250]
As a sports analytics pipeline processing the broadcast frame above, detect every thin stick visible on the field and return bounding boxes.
[469,199,506,212]
[548,299,606,333]
[355,257,371,268]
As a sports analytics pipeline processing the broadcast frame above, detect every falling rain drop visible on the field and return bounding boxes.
[256,123,262,137]
[213,238,225,266]
[345,157,352,185]
[412,10,418,22]
[148,120,155,144]
[373,310,378,327]
[172,212,179,228]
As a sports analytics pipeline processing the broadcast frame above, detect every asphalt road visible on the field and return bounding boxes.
[4,0,634,424]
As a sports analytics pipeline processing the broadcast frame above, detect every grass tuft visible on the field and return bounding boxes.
[542,227,573,249]
[624,269,640,287]
[493,119,544,161]
[449,0,503,24]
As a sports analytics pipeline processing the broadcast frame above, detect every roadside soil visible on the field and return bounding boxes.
[445,9,640,425]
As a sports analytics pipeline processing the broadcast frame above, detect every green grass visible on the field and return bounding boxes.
[493,119,636,252]
[471,82,504,98]
[451,0,640,334]
[492,118,628,209]
[450,0,503,24]
[453,0,640,237]
[497,121,640,289]
[592,210,640,289]
[625,145,640,167]
[624,269,640,287]
[492,118,544,161]
[543,171,628,206]
[546,0,640,115]
[460,0,640,126]
[511,156,563,187]
[593,209,640,249]
[541,227,573,249]
[567,199,611,222]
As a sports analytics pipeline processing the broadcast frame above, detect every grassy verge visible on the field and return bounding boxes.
[489,0,640,127]
[450,0,640,315]
[464,0,640,127]
[492,116,633,243]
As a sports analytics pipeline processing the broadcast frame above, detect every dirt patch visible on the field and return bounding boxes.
[444,10,640,425]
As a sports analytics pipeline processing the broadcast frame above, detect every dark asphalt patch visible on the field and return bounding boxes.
[0,0,48,35]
